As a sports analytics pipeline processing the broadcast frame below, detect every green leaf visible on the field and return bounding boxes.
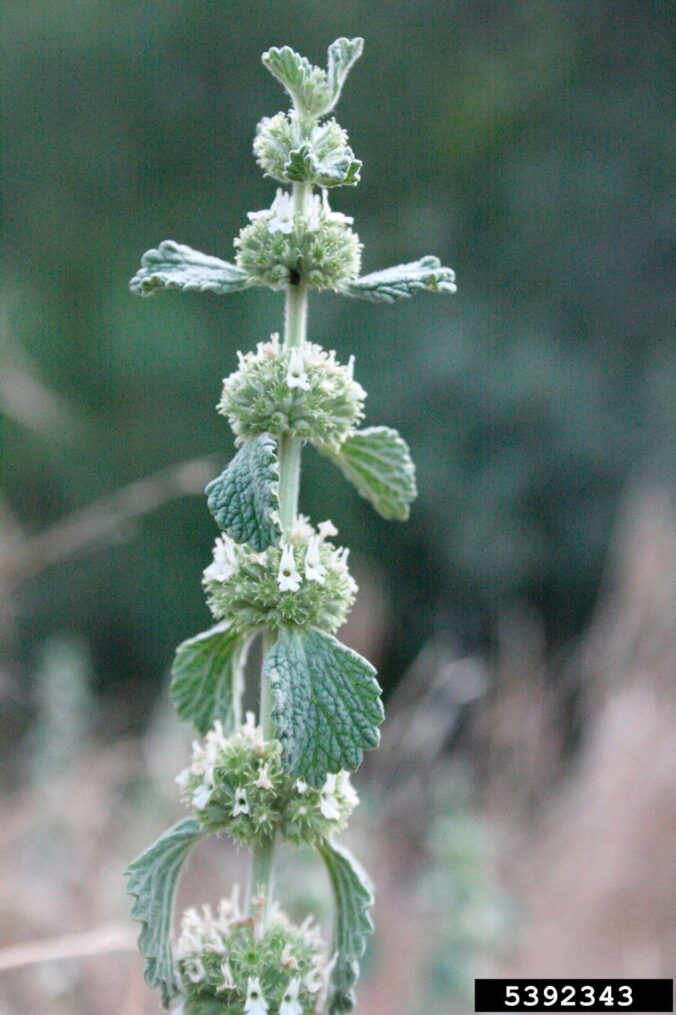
[262,45,331,116]
[328,427,417,521]
[126,819,204,1007]
[326,38,364,112]
[317,839,374,1014]
[262,38,363,117]
[285,142,361,188]
[205,434,279,552]
[170,622,251,735]
[129,240,251,297]
[339,256,457,303]
[264,627,383,787]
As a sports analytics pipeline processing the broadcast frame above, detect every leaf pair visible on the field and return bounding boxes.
[127,824,372,1012]
[262,37,364,118]
[285,141,361,188]
[207,426,417,559]
[130,241,456,306]
[171,622,383,785]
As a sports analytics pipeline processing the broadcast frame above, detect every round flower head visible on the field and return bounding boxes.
[254,111,361,188]
[235,189,362,289]
[177,714,359,845]
[202,520,356,635]
[175,889,328,1014]
[218,333,366,450]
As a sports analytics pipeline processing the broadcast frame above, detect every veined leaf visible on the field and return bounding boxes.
[264,627,383,787]
[126,819,204,1007]
[262,38,363,117]
[129,241,251,297]
[285,143,361,188]
[317,839,374,1014]
[262,45,331,116]
[205,434,279,552]
[339,256,457,303]
[170,623,251,734]
[328,427,417,521]
[326,38,364,112]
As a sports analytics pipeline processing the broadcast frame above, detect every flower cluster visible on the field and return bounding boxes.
[254,111,361,188]
[175,888,328,1014]
[203,520,356,634]
[235,189,362,289]
[218,332,365,450]
[177,715,358,845]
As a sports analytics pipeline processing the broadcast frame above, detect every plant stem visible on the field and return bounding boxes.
[249,181,310,926]
[245,832,276,920]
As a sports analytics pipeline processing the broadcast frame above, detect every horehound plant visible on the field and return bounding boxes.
[126,38,455,1015]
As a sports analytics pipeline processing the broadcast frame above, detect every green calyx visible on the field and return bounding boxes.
[203,527,356,636]
[177,719,358,846]
[235,189,362,289]
[255,111,361,188]
[176,897,326,1014]
[218,334,365,450]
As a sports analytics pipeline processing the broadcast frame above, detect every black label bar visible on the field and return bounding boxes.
[474,978,673,1013]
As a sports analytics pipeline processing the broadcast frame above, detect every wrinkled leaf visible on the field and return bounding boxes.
[126,819,204,1007]
[264,627,383,787]
[205,434,279,552]
[130,240,251,297]
[262,38,363,117]
[326,38,364,112]
[317,839,374,1014]
[170,622,251,734]
[285,142,361,188]
[328,427,417,521]
[340,256,457,303]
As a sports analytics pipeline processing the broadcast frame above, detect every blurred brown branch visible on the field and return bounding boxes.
[0,455,219,584]
[0,924,137,973]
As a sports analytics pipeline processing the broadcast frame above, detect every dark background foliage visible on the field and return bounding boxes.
[2,0,673,715]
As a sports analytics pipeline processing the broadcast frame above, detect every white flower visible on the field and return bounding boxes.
[304,965,324,993]
[254,762,275,792]
[304,536,326,584]
[338,771,359,810]
[345,354,355,380]
[278,544,302,592]
[175,767,191,790]
[280,977,303,1015]
[334,547,350,571]
[291,514,314,542]
[319,773,341,821]
[281,943,299,970]
[232,786,249,817]
[192,782,213,811]
[265,188,295,234]
[249,550,268,566]
[203,535,238,582]
[320,188,354,225]
[244,977,269,1014]
[318,519,338,540]
[241,711,258,740]
[295,778,309,795]
[184,955,206,984]
[286,346,309,390]
[265,332,280,357]
[216,960,235,992]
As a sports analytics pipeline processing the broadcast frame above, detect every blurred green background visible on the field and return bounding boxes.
[2,0,673,724]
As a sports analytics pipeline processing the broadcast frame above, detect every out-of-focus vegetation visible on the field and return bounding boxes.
[1,6,675,1011]
[2,1,673,722]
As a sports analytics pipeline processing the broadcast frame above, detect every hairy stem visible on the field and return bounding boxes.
[250,181,310,926]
